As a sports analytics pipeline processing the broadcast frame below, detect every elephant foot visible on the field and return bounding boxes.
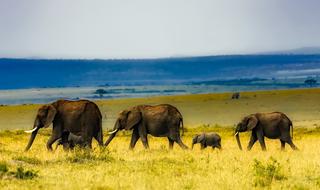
[46,145,54,152]
[181,145,189,150]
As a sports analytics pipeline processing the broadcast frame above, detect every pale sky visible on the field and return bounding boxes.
[0,0,320,59]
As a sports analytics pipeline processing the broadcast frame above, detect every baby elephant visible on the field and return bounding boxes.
[55,132,85,151]
[192,133,222,150]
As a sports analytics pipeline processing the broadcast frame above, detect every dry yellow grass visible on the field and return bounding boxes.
[0,128,320,190]
[0,88,320,189]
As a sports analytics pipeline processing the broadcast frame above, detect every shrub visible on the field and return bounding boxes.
[66,148,114,163]
[94,89,108,98]
[1,164,38,180]
[0,162,8,173]
[12,167,38,180]
[253,157,287,187]
[304,78,317,87]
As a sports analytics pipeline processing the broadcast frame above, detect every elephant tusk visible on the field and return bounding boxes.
[24,127,38,133]
[234,131,239,136]
[108,129,118,134]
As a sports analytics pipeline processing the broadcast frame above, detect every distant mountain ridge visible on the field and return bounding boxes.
[260,47,320,55]
[0,54,320,89]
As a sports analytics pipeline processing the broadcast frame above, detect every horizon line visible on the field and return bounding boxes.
[1,53,320,61]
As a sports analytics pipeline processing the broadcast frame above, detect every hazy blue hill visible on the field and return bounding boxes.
[0,54,320,89]
[262,47,320,55]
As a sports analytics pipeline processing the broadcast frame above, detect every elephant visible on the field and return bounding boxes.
[234,112,298,151]
[105,104,188,150]
[24,99,103,151]
[192,132,222,150]
[55,131,85,151]
[231,92,240,99]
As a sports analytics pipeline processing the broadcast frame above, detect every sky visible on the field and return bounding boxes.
[0,0,320,59]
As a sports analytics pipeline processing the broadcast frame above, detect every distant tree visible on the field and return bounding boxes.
[94,89,107,98]
[304,78,317,87]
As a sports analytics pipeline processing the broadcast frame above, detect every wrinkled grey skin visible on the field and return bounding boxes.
[25,100,103,151]
[105,104,188,150]
[192,133,222,150]
[55,131,85,151]
[235,112,298,151]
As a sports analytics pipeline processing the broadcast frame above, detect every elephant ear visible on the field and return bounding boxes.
[247,115,258,130]
[44,105,57,128]
[125,110,141,130]
[198,134,205,143]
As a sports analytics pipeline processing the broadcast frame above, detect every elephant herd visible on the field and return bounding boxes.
[24,99,298,152]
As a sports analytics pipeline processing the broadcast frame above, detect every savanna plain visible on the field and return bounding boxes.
[0,88,320,190]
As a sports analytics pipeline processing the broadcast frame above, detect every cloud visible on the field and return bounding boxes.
[0,0,320,58]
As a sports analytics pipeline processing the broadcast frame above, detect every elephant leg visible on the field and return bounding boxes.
[168,138,174,149]
[47,126,63,151]
[63,143,71,151]
[287,138,298,150]
[280,140,286,151]
[256,131,266,151]
[175,136,189,149]
[94,129,104,147]
[47,135,61,151]
[200,144,206,150]
[87,137,93,149]
[217,142,222,150]
[60,131,73,151]
[80,135,93,149]
[129,129,140,150]
[167,123,188,150]
[247,132,257,151]
[138,128,149,149]
[140,135,149,149]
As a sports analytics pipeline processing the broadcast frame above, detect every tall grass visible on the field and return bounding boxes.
[0,89,320,189]
[0,127,319,189]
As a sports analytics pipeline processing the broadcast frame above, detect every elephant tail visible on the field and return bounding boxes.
[97,120,104,146]
[281,113,294,139]
[180,117,185,136]
[172,106,185,136]
[287,117,293,139]
[92,103,103,146]
[290,122,294,140]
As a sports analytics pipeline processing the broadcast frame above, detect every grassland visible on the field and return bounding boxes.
[0,88,320,189]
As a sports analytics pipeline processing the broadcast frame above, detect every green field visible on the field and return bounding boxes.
[0,88,320,189]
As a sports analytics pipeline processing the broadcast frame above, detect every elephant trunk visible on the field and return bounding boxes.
[235,131,242,150]
[191,137,197,149]
[25,126,40,151]
[105,120,120,146]
[105,132,117,146]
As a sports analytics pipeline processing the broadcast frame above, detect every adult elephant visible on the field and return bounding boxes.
[105,104,188,150]
[234,112,298,151]
[24,99,103,151]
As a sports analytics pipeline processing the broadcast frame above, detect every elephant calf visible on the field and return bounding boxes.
[192,133,222,150]
[55,131,85,150]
